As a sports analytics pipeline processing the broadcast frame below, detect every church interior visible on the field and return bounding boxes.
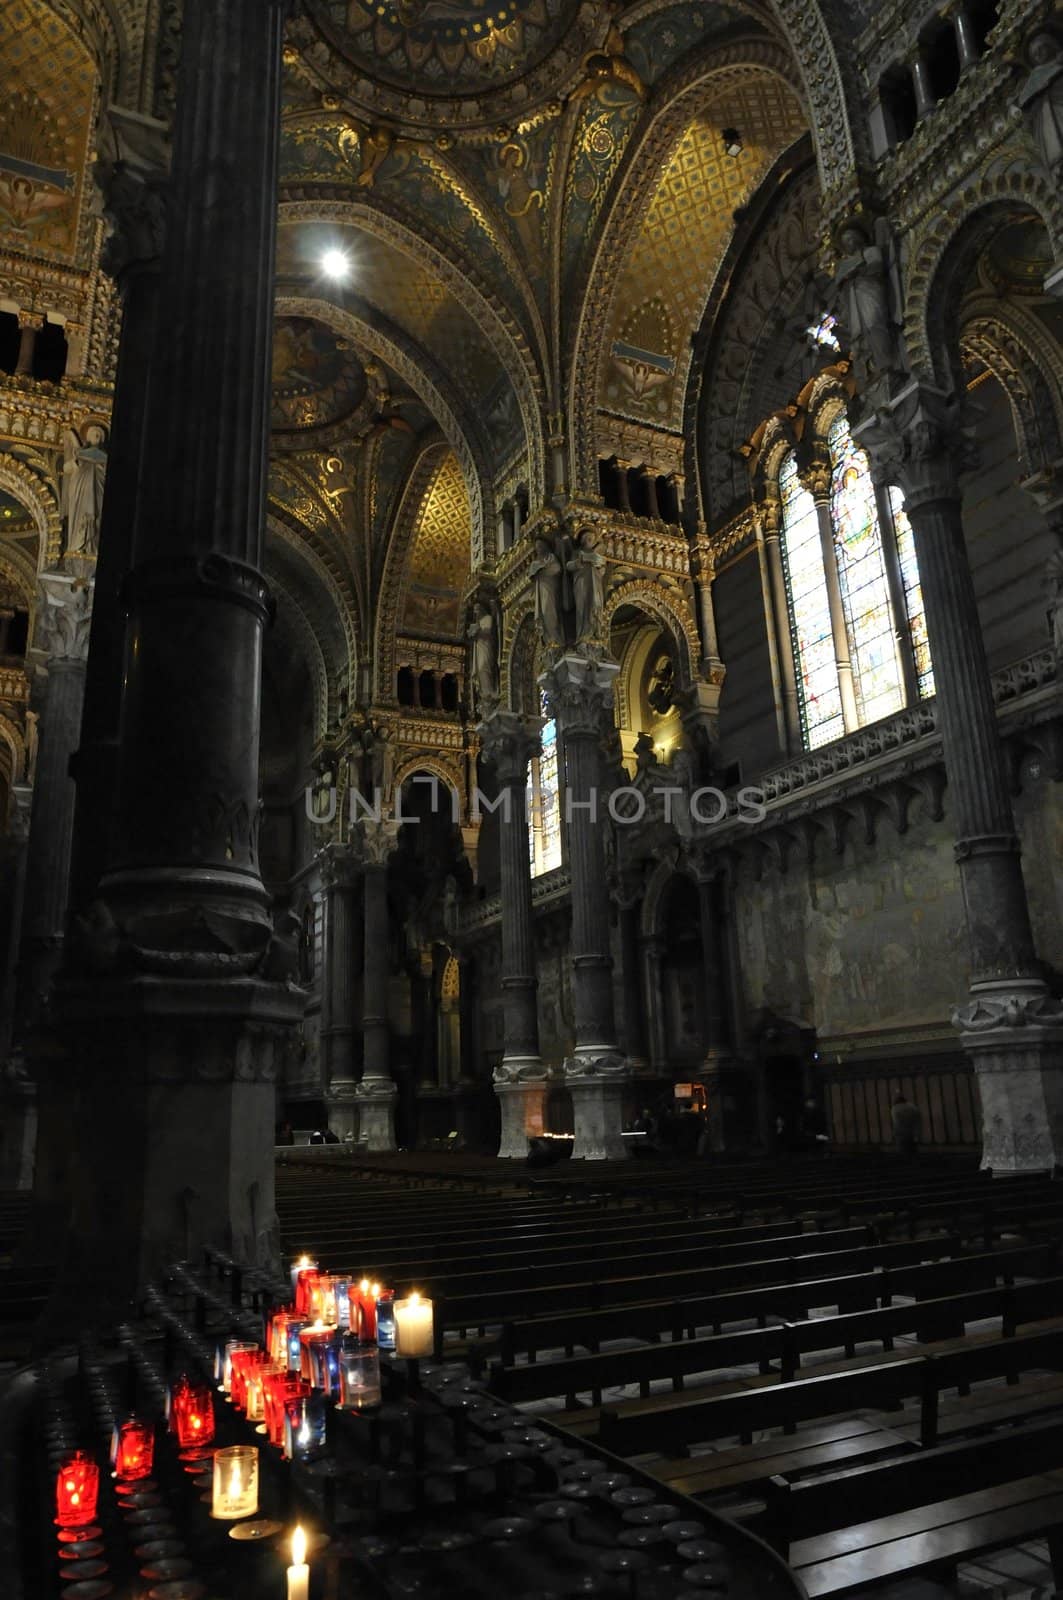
[3,0,1063,1593]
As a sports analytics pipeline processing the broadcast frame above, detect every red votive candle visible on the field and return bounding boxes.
[56,1452,100,1528]
[113,1418,154,1482]
[174,1383,215,1451]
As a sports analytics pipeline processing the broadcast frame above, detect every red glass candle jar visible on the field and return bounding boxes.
[348,1278,382,1342]
[113,1418,154,1482]
[298,1324,336,1385]
[174,1383,215,1451]
[265,1375,310,1449]
[56,1452,100,1528]
[294,1269,321,1317]
[230,1347,268,1413]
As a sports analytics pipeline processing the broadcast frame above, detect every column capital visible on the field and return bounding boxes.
[540,652,619,736]
[478,709,540,783]
[16,310,44,332]
[853,381,978,510]
[358,816,400,868]
[34,574,93,664]
[316,839,362,890]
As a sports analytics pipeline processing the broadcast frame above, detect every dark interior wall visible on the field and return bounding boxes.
[714,550,781,782]
[961,374,1055,670]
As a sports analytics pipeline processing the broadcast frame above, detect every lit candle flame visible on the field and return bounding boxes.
[297,1255,310,1268]
[409,1291,420,1307]
[359,1277,370,1293]
[370,1281,380,1297]
[292,1524,307,1565]
[228,1458,241,1501]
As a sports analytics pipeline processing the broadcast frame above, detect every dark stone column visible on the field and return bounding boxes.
[35,0,299,1303]
[15,312,42,376]
[319,842,362,1141]
[68,109,168,916]
[694,865,728,1152]
[617,896,648,1071]
[0,788,35,1187]
[857,381,1063,1172]
[542,653,630,1159]
[20,576,93,1018]
[355,820,398,1150]
[480,711,546,1156]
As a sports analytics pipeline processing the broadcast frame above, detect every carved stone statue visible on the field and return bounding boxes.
[467,601,500,709]
[567,526,607,643]
[530,536,563,646]
[37,580,93,661]
[367,723,394,799]
[62,425,107,558]
[831,219,905,387]
[1017,31,1063,178]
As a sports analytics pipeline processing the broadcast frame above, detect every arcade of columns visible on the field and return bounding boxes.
[0,0,1062,1299]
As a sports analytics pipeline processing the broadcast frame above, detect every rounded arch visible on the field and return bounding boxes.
[602,579,698,685]
[0,453,60,575]
[374,438,452,704]
[502,603,538,717]
[276,292,489,564]
[277,199,546,508]
[0,710,27,786]
[961,310,1063,475]
[905,169,1063,389]
[265,514,356,736]
[640,853,697,940]
[393,752,467,818]
[567,36,807,491]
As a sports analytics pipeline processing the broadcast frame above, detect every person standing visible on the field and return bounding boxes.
[891,1092,922,1157]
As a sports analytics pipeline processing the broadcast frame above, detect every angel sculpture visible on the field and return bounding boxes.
[570,25,646,105]
[62,424,107,558]
[530,536,564,646]
[467,601,500,710]
[566,526,607,643]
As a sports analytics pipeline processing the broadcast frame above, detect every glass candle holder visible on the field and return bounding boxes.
[246,1361,284,1424]
[265,1375,309,1449]
[332,1276,351,1330]
[339,1343,381,1410]
[289,1256,318,1300]
[349,1279,383,1342]
[56,1452,100,1528]
[294,1269,321,1317]
[174,1384,215,1452]
[211,1445,259,1520]
[231,1348,268,1413]
[394,1293,435,1358]
[113,1417,154,1482]
[283,1392,327,1462]
[298,1324,336,1385]
[309,1274,341,1327]
[375,1291,396,1351]
[267,1309,297,1365]
[285,1318,307,1373]
[221,1339,258,1394]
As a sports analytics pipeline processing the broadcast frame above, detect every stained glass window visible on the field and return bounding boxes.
[888,487,935,698]
[779,450,845,749]
[828,415,906,727]
[529,693,563,878]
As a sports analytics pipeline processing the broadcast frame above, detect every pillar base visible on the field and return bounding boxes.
[28,975,301,1316]
[493,1064,547,1158]
[356,1079,397,1152]
[326,1085,359,1144]
[955,986,1063,1173]
[564,1053,632,1160]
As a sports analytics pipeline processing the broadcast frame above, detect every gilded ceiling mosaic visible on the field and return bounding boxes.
[402,450,471,638]
[0,0,96,266]
[271,316,370,432]
[600,70,806,430]
[307,0,581,93]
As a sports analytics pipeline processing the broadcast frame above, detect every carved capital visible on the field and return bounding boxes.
[95,107,171,278]
[34,574,93,663]
[478,709,540,786]
[540,652,619,738]
[317,840,362,891]
[853,380,978,509]
[358,817,400,867]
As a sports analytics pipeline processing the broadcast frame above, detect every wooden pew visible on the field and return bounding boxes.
[596,1325,1063,1461]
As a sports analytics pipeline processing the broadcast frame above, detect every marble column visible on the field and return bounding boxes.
[908,47,937,120]
[19,575,93,1019]
[947,0,980,72]
[15,312,42,376]
[36,0,299,1303]
[757,499,802,753]
[480,711,547,1157]
[808,462,859,732]
[542,654,631,1159]
[68,107,168,917]
[356,819,399,1151]
[857,382,1063,1173]
[319,842,362,1141]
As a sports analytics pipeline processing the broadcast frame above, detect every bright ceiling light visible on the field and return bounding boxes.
[321,248,350,282]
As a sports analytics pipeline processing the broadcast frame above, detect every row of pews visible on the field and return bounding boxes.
[276,1150,1063,1597]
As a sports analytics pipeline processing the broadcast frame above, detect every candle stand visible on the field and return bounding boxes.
[18,1248,806,1600]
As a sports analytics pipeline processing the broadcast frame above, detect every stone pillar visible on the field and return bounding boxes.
[757,499,802,753]
[68,107,168,916]
[642,468,661,521]
[35,0,299,1304]
[695,866,728,1152]
[908,47,937,120]
[857,382,1063,1173]
[642,933,668,1073]
[618,897,648,1071]
[615,461,633,515]
[356,820,399,1151]
[0,787,35,1187]
[948,0,979,72]
[542,654,631,1159]
[15,312,42,376]
[480,711,547,1157]
[19,576,93,1017]
[319,842,362,1141]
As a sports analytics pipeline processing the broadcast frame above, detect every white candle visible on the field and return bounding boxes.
[211,1445,258,1520]
[287,1524,309,1600]
[394,1292,434,1358]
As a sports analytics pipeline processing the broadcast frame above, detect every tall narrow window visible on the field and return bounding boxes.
[779,451,845,749]
[529,693,562,878]
[828,415,906,727]
[777,413,935,753]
